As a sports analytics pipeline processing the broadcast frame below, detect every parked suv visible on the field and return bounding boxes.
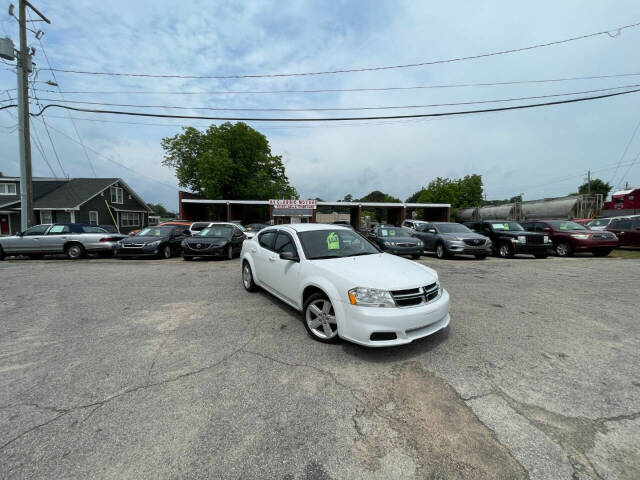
[410,222,492,259]
[522,220,618,257]
[401,219,428,232]
[466,221,551,258]
[605,217,640,246]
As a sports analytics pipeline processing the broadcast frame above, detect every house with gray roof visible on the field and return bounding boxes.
[0,176,152,235]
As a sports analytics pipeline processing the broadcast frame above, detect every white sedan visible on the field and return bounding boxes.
[240,224,450,346]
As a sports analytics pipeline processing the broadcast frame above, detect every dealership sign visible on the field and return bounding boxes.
[269,199,317,210]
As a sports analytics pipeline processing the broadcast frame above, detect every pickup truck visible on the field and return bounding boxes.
[464,221,552,258]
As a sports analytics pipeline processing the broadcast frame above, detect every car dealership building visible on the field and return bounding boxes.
[178,191,450,227]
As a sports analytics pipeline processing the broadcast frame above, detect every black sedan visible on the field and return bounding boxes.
[115,226,189,259]
[366,226,423,259]
[181,223,246,260]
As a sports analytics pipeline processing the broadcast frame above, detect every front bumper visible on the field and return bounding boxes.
[335,289,451,347]
[572,239,618,251]
[182,244,227,257]
[445,241,492,255]
[115,245,160,257]
[383,245,424,256]
[512,243,551,255]
[83,241,118,252]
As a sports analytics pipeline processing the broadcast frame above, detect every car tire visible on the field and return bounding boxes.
[0,246,5,260]
[411,253,421,259]
[592,248,613,257]
[534,254,548,259]
[474,254,487,260]
[498,243,514,258]
[227,245,233,260]
[555,241,573,257]
[65,243,85,260]
[242,261,257,292]
[160,245,171,259]
[435,242,448,259]
[303,292,339,344]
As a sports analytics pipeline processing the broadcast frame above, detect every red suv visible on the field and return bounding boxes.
[522,220,618,257]
[605,217,640,246]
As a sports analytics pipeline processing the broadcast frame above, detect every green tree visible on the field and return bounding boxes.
[357,190,401,222]
[406,189,424,203]
[147,202,170,217]
[162,122,298,200]
[417,174,483,220]
[577,178,612,197]
[342,194,354,202]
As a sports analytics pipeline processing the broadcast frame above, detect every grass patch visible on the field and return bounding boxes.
[609,248,640,259]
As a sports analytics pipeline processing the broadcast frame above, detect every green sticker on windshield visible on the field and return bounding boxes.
[503,223,509,230]
[327,232,340,250]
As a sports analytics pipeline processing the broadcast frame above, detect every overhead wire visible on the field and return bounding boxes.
[24,72,640,96]
[607,117,640,187]
[30,87,640,122]
[37,21,640,79]
[26,83,640,112]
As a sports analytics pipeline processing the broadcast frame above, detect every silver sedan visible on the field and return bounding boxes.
[0,223,126,260]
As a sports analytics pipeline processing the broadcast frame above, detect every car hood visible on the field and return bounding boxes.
[311,253,438,291]
[185,237,229,244]
[438,232,487,240]
[124,235,169,243]
[494,231,541,238]
[380,235,420,243]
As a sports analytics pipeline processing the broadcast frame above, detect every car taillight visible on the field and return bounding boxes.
[99,237,119,242]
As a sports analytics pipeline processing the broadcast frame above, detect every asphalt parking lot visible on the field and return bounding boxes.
[1,255,639,480]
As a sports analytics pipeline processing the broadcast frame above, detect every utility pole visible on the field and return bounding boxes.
[586,169,591,194]
[14,1,49,230]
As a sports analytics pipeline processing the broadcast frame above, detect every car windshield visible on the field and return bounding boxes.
[588,219,610,227]
[547,221,586,231]
[298,229,379,259]
[435,223,472,233]
[236,224,247,231]
[198,226,233,238]
[190,222,210,231]
[378,227,406,237]
[137,226,173,236]
[490,222,524,231]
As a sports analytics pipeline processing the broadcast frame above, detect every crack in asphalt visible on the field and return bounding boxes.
[0,316,269,452]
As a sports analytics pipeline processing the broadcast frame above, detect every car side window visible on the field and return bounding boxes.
[46,225,70,235]
[612,219,631,229]
[23,225,49,236]
[535,222,547,232]
[274,232,297,255]
[259,230,277,250]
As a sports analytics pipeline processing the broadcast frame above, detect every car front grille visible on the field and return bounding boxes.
[187,242,212,250]
[463,238,486,246]
[526,236,543,244]
[390,282,440,307]
[122,243,145,248]
[592,233,615,240]
[395,242,419,247]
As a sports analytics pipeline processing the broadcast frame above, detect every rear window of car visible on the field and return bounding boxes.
[82,226,107,233]
[47,225,70,234]
[610,219,632,229]
[259,230,277,250]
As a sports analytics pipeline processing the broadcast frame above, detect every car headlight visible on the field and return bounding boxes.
[147,240,161,247]
[348,287,395,307]
[517,235,527,243]
[384,241,395,246]
[543,235,550,243]
[570,234,590,240]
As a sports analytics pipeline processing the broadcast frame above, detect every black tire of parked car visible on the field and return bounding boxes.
[227,245,233,260]
[497,242,514,258]
[555,241,573,257]
[65,243,85,260]
[302,292,339,344]
[534,254,548,259]
[411,254,421,259]
[159,244,171,259]
[0,246,5,260]
[592,248,613,257]
[435,242,448,259]
[474,254,487,260]
[242,261,257,292]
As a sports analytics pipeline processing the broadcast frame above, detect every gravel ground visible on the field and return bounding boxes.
[0,254,638,480]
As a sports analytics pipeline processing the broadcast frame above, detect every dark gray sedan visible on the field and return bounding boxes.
[411,222,492,259]
[366,226,423,258]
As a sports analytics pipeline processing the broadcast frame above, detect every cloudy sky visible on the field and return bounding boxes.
[1,0,639,210]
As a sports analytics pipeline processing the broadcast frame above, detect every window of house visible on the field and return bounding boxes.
[40,210,53,224]
[110,186,124,204]
[0,183,17,195]
[120,212,139,227]
[89,211,99,225]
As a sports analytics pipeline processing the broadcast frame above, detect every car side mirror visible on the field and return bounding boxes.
[279,251,299,262]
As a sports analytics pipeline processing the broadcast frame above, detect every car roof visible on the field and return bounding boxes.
[277,223,351,233]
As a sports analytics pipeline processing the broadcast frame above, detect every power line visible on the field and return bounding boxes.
[29,10,98,177]
[24,72,640,96]
[615,150,640,189]
[29,119,58,177]
[26,84,640,112]
[43,122,178,191]
[607,117,640,186]
[30,87,640,122]
[38,21,640,79]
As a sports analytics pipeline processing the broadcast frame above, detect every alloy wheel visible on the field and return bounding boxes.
[163,245,171,259]
[227,245,233,260]
[67,245,83,259]
[305,299,338,340]
[436,244,444,258]
[499,244,510,258]
[556,243,569,256]
[242,263,251,288]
